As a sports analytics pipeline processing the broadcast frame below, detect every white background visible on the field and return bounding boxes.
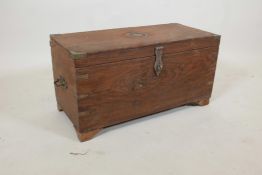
[0,0,262,174]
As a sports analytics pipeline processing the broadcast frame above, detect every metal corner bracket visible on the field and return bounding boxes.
[69,50,87,59]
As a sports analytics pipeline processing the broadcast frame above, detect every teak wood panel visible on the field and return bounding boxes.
[75,47,218,132]
[51,41,79,129]
[73,36,220,67]
[51,23,218,57]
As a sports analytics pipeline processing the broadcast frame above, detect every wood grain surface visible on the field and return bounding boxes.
[76,46,219,132]
[51,41,79,129]
[51,23,217,55]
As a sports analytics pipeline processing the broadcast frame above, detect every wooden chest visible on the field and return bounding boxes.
[50,23,220,141]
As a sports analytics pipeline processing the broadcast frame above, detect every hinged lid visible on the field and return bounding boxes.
[50,23,220,65]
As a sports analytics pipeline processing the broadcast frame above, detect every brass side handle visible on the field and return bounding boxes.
[54,75,68,89]
[154,46,164,76]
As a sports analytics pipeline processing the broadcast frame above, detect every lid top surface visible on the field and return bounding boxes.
[51,23,217,55]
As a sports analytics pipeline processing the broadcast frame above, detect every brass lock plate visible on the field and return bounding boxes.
[154,46,164,76]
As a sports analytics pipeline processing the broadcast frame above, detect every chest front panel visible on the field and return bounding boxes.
[75,46,218,131]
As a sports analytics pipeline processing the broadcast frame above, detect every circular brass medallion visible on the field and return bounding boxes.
[126,32,148,38]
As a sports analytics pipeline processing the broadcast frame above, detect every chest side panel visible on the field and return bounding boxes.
[75,46,219,132]
[51,41,79,129]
